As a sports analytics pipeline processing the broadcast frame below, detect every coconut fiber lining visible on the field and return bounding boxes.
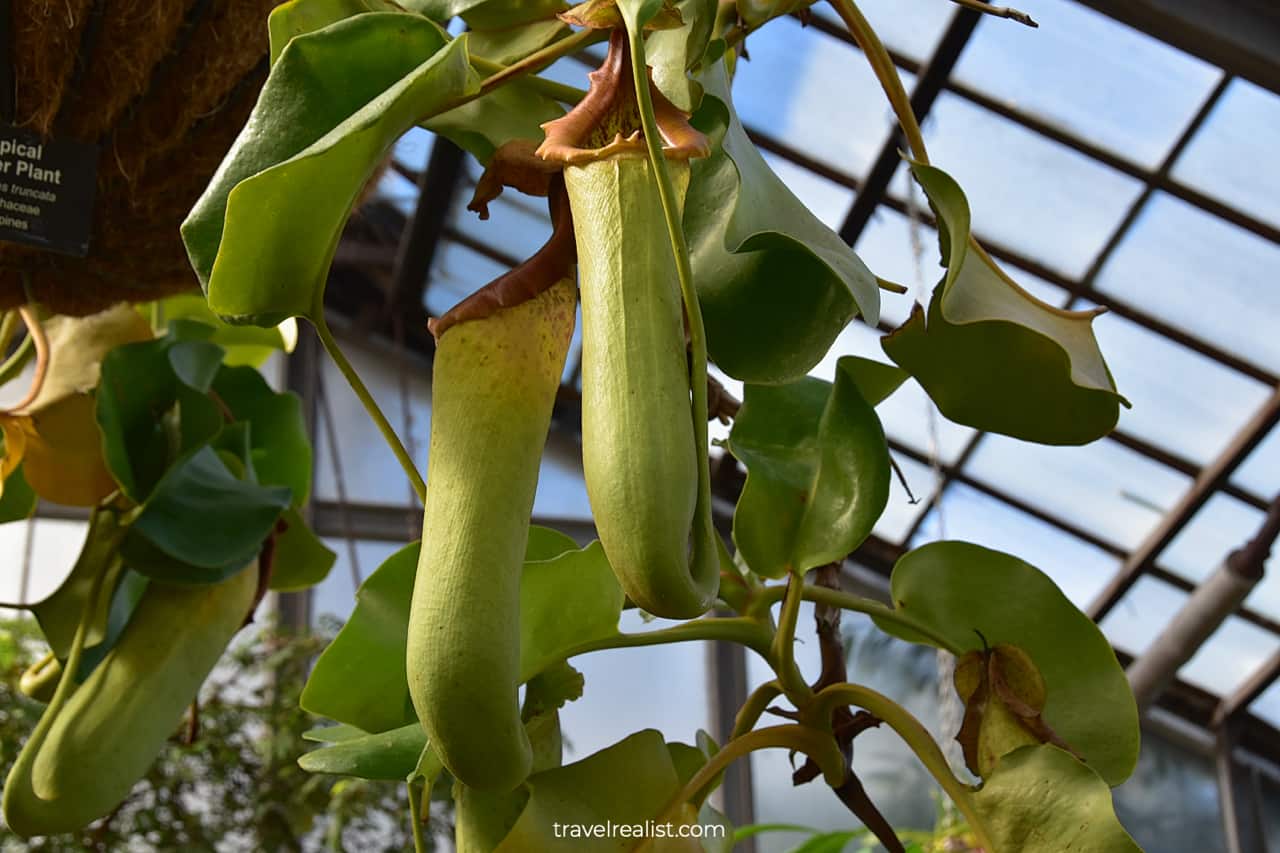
[0,0,281,316]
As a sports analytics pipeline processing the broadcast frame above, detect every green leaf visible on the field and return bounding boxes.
[269,508,338,591]
[728,355,891,578]
[74,569,149,681]
[213,365,311,505]
[468,18,568,66]
[25,510,129,651]
[0,461,36,523]
[123,446,291,584]
[300,542,421,733]
[297,722,427,780]
[790,831,868,853]
[872,542,1139,786]
[647,0,716,111]
[182,14,476,325]
[302,723,368,743]
[96,337,221,502]
[166,340,225,393]
[974,745,1141,852]
[267,0,403,63]
[459,0,569,30]
[685,58,879,383]
[525,525,580,561]
[302,535,624,733]
[160,293,298,368]
[881,162,1126,445]
[494,730,699,852]
[426,76,564,164]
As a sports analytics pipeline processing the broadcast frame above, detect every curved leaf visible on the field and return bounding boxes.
[24,509,127,646]
[647,0,716,111]
[494,729,701,852]
[0,460,35,523]
[974,745,1142,852]
[426,77,565,164]
[881,162,1127,445]
[872,541,1139,786]
[269,507,338,591]
[213,366,311,505]
[729,355,891,578]
[122,446,291,584]
[684,57,879,383]
[160,293,297,368]
[182,14,476,325]
[297,722,427,780]
[301,530,619,733]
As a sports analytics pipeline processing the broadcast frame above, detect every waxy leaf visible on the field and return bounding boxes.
[872,542,1139,786]
[183,14,476,325]
[494,729,701,852]
[23,509,128,648]
[297,722,427,780]
[122,446,292,584]
[647,0,716,111]
[882,162,1127,445]
[974,745,1141,852]
[212,366,311,506]
[685,58,879,382]
[269,507,338,591]
[0,461,35,523]
[468,18,568,65]
[267,0,401,63]
[160,293,297,368]
[729,355,891,578]
[426,78,565,165]
[303,723,367,743]
[301,530,613,733]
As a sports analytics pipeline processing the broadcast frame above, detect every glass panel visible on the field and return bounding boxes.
[1114,729,1225,853]
[314,337,431,506]
[560,609,709,759]
[920,91,1144,278]
[1096,192,1280,370]
[392,126,435,170]
[732,16,907,181]
[761,151,854,232]
[748,608,947,847]
[1233,423,1280,499]
[1160,492,1280,621]
[966,434,1190,550]
[1180,616,1280,697]
[313,539,406,622]
[0,519,88,607]
[424,241,509,318]
[533,435,594,522]
[912,482,1121,607]
[449,185,552,265]
[1253,676,1280,730]
[876,453,938,544]
[1173,78,1280,229]
[812,0,955,63]
[1101,574,1185,657]
[1092,311,1272,465]
[952,0,1220,168]
[372,166,420,215]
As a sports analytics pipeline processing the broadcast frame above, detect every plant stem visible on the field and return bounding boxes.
[731,680,783,738]
[311,316,426,502]
[475,29,603,100]
[771,573,814,705]
[3,306,48,412]
[760,582,963,655]
[814,683,992,850]
[645,725,845,846]
[946,0,1037,27]
[0,327,34,388]
[407,780,428,853]
[624,25,720,600]
[564,617,774,662]
[827,0,930,165]
[468,56,587,104]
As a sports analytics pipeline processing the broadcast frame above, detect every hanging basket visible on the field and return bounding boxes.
[0,0,279,316]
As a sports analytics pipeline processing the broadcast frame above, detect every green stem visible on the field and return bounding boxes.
[564,616,774,662]
[771,573,813,705]
[624,24,719,602]
[311,315,426,502]
[814,683,991,850]
[731,680,783,739]
[407,780,428,853]
[468,56,587,104]
[473,28,603,101]
[644,725,845,847]
[760,582,963,655]
[827,0,930,165]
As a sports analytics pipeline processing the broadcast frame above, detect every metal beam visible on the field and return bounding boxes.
[1074,0,1280,96]
[388,137,468,312]
[1089,388,1280,621]
[837,8,981,245]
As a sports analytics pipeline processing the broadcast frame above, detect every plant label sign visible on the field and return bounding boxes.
[0,124,98,257]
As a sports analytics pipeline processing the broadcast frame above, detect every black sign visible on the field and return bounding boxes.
[0,124,98,257]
